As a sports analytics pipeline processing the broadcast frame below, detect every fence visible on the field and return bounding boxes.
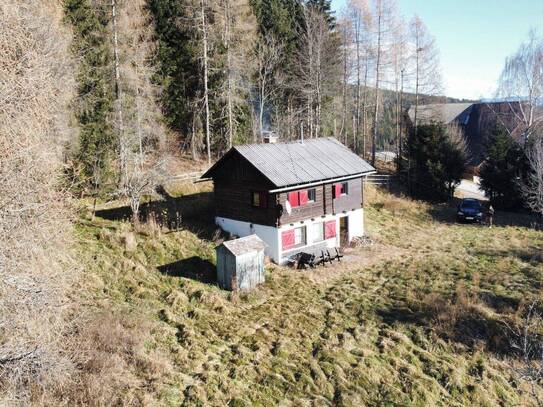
[167,171,205,184]
[363,173,395,188]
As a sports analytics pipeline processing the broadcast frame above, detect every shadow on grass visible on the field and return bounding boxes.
[473,246,543,266]
[95,189,218,240]
[157,256,216,285]
[377,301,510,355]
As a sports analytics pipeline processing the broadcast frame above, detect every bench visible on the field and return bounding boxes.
[287,247,344,270]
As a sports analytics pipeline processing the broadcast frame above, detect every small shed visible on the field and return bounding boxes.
[216,235,266,291]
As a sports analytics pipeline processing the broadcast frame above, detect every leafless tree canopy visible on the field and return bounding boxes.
[0,0,76,401]
[522,136,543,217]
[114,0,167,223]
[254,34,284,139]
[408,15,442,131]
[293,5,341,140]
[497,30,543,140]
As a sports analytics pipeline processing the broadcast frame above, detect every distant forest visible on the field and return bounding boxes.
[62,0,464,196]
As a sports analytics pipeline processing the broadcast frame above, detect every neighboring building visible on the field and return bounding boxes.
[216,234,266,291]
[201,138,375,265]
[406,101,526,172]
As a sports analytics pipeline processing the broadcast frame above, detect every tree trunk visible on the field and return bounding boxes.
[372,11,382,166]
[111,0,126,183]
[340,26,348,143]
[362,55,369,158]
[201,0,211,164]
[398,70,404,171]
[259,83,265,140]
[224,0,234,149]
[355,18,361,152]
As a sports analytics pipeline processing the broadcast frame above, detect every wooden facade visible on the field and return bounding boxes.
[212,151,364,227]
[276,178,363,225]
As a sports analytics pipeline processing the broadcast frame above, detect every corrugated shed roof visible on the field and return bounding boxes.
[408,103,474,125]
[203,137,375,188]
[220,234,266,256]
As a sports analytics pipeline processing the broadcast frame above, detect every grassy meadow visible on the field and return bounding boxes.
[72,183,543,406]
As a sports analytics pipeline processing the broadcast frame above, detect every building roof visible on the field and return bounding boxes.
[202,137,375,188]
[219,234,267,256]
[408,103,473,125]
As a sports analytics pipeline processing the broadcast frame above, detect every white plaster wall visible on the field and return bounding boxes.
[347,208,364,240]
[278,214,340,264]
[217,208,365,265]
[215,217,281,262]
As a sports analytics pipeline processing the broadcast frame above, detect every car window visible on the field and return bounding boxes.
[461,200,480,209]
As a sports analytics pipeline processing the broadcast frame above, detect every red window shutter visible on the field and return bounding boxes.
[288,191,299,207]
[334,183,342,198]
[299,189,308,206]
[259,192,268,208]
[282,229,295,250]
[325,220,336,239]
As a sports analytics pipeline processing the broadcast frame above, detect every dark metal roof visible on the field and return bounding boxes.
[408,103,474,125]
[202,137,375,188]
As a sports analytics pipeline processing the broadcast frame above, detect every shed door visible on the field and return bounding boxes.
[237,253,262,290]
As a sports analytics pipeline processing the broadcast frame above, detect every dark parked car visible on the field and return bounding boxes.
[456,198,484,223]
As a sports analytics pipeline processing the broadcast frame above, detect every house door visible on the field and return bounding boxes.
[339,216,349,246]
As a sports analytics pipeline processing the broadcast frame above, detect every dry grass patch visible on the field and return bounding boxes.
[63,184,543,405]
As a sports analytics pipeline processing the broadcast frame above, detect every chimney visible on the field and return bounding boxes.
[262,130,278,144]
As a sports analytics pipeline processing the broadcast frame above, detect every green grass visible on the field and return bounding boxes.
[75,186,543,406]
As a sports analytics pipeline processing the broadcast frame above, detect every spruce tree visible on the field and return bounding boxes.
[403,123,466,201]
[64,0,115,195]
[480,125,527,209]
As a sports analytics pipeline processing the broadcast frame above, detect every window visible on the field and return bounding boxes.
[313,222,324,242]
[294,226,306,246]
[287,189,315,208]
[281,226,306,250]
[251,191,267,208]
[333,182,349,198]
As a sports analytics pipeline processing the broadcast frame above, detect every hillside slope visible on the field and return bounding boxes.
[67,184,543,406]
[0,1,76,402]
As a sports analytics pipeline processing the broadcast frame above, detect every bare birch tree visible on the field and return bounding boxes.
[391,19,408,159]
[337,14,352,144]
[116,0,166,224]
[254,35,283,140]
[497,30,543,142]
[364,0,398,164]
[522,136,543,220]
[216,0,256,148]
[409,15,442,136]
[347,0,371,153]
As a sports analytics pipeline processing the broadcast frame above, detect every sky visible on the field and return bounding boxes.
[330,0,543,100]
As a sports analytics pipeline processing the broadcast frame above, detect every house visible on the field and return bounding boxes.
[406,101,527,175]
[201,137,375,265]
[216,234,266,291]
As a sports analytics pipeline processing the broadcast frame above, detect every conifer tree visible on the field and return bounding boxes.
[480,125,527,209]
[64,0,115,195]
